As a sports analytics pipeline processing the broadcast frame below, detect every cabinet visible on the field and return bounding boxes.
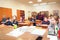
[0,7,12,21]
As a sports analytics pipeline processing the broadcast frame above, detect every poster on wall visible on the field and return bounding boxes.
[53,10,59,16]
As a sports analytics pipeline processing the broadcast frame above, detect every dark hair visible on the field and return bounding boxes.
[37,12,41,15]
[50,15,53,17]
[7,17,10,20]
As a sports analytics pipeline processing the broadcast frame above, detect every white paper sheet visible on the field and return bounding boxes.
[6,26,46,37]
[31,29,46,36]
[6,27,26,37]
[47,35,58,40]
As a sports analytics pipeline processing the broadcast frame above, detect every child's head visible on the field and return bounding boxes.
[51,18,57,24]
[49,15,54,19]
[6,17,11,21]
[44,17,48,21]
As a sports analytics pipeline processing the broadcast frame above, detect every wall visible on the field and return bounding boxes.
[0,0,60,19]
[0,0,34,19]
[33,3,60,16]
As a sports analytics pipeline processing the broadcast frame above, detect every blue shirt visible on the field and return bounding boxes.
[42,21,50,25]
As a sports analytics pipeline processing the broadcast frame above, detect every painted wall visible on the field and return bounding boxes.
[33,3,60,16]
[0,0,60,19]
[0,0,34,19]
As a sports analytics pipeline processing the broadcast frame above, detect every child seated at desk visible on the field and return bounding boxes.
[1,16,7,24]
[48,17,59,35]
[42,17,50,25]
[13,19,18,26]
[29,17,36,26]
[5,17,13,26]
[58,18,60,40]
[58,18,60,30]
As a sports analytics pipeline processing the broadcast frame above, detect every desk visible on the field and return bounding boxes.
[18,23,29,27]
[40,24,48,28]
[18,20,34,27]
[18,27,48,40]
[0,34,16,40]
[18,22,33,27]
[0,25,14,34]
[0,26,48,40]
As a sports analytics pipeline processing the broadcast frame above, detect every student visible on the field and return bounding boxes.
[48,15,54,23]
[13,19,18,26]
[36,13,41,20]
[31,17,36,26]
[57,18,60,40]
[58,18,60,29]
[1,15,7,24]
[48,17,58,35]
[42,17,50,25]
[36,12,45,21]
[40,12,45,21]
[5,17,13,26]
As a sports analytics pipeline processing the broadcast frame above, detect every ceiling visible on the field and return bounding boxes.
[16,0,60,5]
[18,0,60,4]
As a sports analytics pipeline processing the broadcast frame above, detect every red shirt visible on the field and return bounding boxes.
[58,30,60,38]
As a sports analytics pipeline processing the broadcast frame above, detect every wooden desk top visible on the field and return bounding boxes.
[0,34,16,40]
[0,25,14,34]
[0,25,48,40]
[18,32,38,40]
[17,27,48,40]
[18,23,28,25]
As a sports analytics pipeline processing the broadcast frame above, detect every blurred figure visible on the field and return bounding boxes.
[48,17,56,35]
[13,15,17,20]
[31,16,36,26]
[58,18,60,40]
[54,16,59,21]
[20,16,25,22]
[48,15,53,23]
[13,19,18,26]
[20,17,23,22]
[36,13,41,20]
[36,12,45,21]
[58,18,60,30]
[30,12,37,26]
[48,17,58,35]
[5,17,13,26]
[1,15,7,24]
[42,17,50,25]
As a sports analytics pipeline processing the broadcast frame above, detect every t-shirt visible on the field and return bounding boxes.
[13,20,18,25]
[42,21,50,25]
[5,21,13,26]
[58,30,60,38]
